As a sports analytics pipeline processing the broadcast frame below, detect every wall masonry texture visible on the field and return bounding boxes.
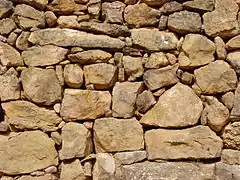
[0,0,240,179]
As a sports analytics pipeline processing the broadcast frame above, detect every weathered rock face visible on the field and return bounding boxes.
[131,28,178,52]
[22,45,68,67]
[10,0,48,10]
[215,162,240,180]
[60,89,111,121]
[64,64,84,88]
[145,52,169,69]
[0,0,13,19]
[17,174,57,180]
[60,122,93,160]
[221,149,240,165]
[140,83,203,128]
[222,122,240,150]
[28,28,125,49]
[21,67,62,106]
[179,34,215,69]
[194,60,238,94]
[0,131,58,175]
[227,51,240,75]
[0,18,16,36]
[160,1,183,15]
[145,126,223,160]
[93,118,144,152]
[114,151,147,166]
[2,101,61,132]
[102,1,125,24]
[226,35,240,50]
[231,84,240,120]
[183,0,214,12]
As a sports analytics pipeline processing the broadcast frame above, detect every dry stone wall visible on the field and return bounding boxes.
[0,0,240,179]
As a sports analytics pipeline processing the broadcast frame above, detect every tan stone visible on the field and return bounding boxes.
[17,174,57,180]
[160,1,183,14]
[231,84,240,120]
[84,63,117,89]
[0,68,20,102]
[194,60,237,94]
[227,51,240,75]
[0,131,58,175]
[215,162,240,180]
[60,89,111,121]
[60,122,92,160]
[28,28,125,49]
[222,122,240,150]
[0,18,16,36]
[136,90,156,113]
[226,35,240,50]
[168,11,202,34]
[141,0,170,6]
[145,126,223,160]
[2,101,61,132]
[183,0,214,12]
[0,0,13,19]
[64,64,83,88]
[220,92,235,110]
[0,41,24,67]
[21,67,62,106]
[10,0,48,10]
[114,151,146,167]
[22,45,68,67]
[215,36,227,60]
[50,131,62,145]
[124,3,160,28]
[179,34,215,69]
[16,31,30,51]
[112,82,144,118]
[94,118,144,152]
[131,28,178,52]
[140,83,203,128]
[44,11,57,27]
[222,149,240,165]
[57,15,78,28]
[181,72,194,85]
[145,52,169,69]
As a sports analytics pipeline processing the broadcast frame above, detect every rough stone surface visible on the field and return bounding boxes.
[220,92,235,110]
[2,101,61,132]
[160,1,183,14]
[0,18,16,36]
[215,162,240,180]
[10,0,48,10]
[114,151,147,166]
[141,0,170,6]
[136,90,156,113]
[231,84,240,120]
[0,0,13,19]
[140,83,203,128]
[0,131,58,175]
[60,122,93,160]
[227,51,240,75]
[226,35,240,50]
[93,118,144,153]
[222,149,240,165]
[215,36,227,60]
[194,60,238,94]
[16,31,30,51]
[64,64,83,88]
[22,45,68,67]
[145,126,223,160]
[145,52,169,69]
[21,67,62,106]
[60,89,111,121]
[222,122,240,150]
[183,0,214,12]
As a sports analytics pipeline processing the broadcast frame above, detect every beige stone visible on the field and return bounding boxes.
[22,45,68,67]
[0,68,20,102]
[21,67,62,106]
[194,60,237,94]
[112,82,144,118]
[145,52,169,69]
[226,35,240,50]
[44,11,57,27]
[136,90,156,113]
[222,122,240,150]
[50,131,62,145]
[0,122,9,132]
[29,28,125,49]
[183,0,214,12]
[227,51,240,75]
[181,72,194,85]
[131,28,178,52]
[60,89,111,121]
[17,174,57,180]
[10,0,48,10]
[64,64,83,88]
[94,118,144,153]
[0,41,24,67]
[222,149,240,165]
[114,151,146,167]
[0,18,16,36]
[215,162,240,180]
[231,84,240,120]
[0,0,13,19]
[145,126,223,160]
[140,83,203,128]
[160,1,183,14]
[16,31,30,51]
[220,92,235,110]
[215,36,227,60]
[57,15,78,28]
[84,63,117,89]
[2,101,61,132]
[141,0,170,6]
[0,131,58,175]
[179,34,215,69]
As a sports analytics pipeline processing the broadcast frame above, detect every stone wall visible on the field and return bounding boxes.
[0,0,240,179]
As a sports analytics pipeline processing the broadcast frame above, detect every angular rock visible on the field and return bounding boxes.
[64,64,83,88]
[141,0,170,6]
[57,15,78,28]
[2,101,61,132]
[84,63,117,89]
[183,0,214,12]
[51,131,62,145]
[140,83,202,128]
[136,90,156,113]
[60,89,111,121]
[0,18,16,36]
[201,96,229,132]
[0,68,20,102]
[22,45,68,67]
[226,35,240,50]
[160,1,183,14]
[122,56,144,81]
[179,34,215,69]
[102,1,126,24]
[215,36,227,60]
[44,11,57,27]
[131,28,178,52]
[93,153,115,180]
[145,126,223,160]
[168,11,202,34]
[93,118,144,152]
[231,84,240,120]
[143,65,179,91]
[60,122,93,160]
[158,15,168,30]
[222,122,240,150]
[78,22,130,37]
[116,161,215,180]
[10,0,48,10]
[222,149,240,165]
[17,174,57,180]
[0,0,13,19]
[215,162,240,180]
[181,72,194,85]
[0,122,9,132]
[194,60,237,94]
[124,3,160,28]
[220,92,234,110]
[47,0,87,14]
[0,131,58,175]
[112,82,144,118]
[68,50,112,64]
[203,0,239,38]
[28,28,125,49]
[227,51,240,75]
[21,67,62,106]
[0,41,23,67]
[114,151,146,166]
[16,31,30,51]
[145,52,169,69]
[12,4,45,30]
